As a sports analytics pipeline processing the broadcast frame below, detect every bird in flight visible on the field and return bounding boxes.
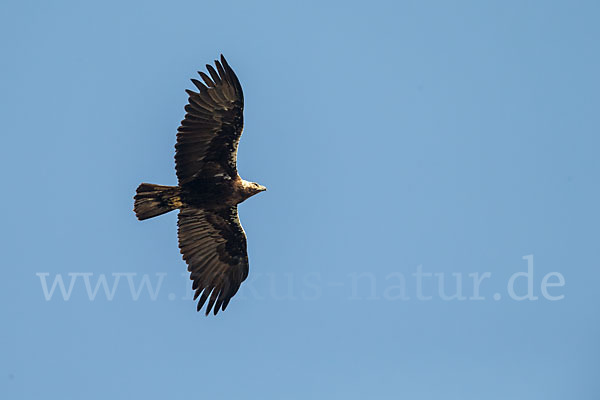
[134,55,266,315]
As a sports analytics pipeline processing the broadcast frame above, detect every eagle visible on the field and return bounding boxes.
[133,55,266,315]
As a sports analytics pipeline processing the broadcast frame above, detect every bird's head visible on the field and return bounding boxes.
[242,180,267,198]
[250,182,267,194]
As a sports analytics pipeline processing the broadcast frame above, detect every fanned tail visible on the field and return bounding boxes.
[134,183,182,220]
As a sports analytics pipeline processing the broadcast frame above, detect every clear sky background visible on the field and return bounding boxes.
[2,1,599,399]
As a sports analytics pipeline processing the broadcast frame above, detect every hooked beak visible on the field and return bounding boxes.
[259,185,267,192]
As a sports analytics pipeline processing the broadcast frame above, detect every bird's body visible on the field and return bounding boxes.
[133,55,265,315]
[182,175,265,208]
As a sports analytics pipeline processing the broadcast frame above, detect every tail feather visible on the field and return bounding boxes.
[134,183,182,220]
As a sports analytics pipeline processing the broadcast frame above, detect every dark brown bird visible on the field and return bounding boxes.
[133,55,266,315]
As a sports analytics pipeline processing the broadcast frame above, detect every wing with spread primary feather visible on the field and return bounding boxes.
[175,55,244,184]
[177,206,249,315]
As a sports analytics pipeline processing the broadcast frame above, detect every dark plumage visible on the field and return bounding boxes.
[133,55,266,315]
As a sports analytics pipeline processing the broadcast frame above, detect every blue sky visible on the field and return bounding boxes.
[2,1,599,399]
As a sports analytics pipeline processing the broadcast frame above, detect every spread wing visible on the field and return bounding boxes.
[175,55,244,185]
[177,206,249,315]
